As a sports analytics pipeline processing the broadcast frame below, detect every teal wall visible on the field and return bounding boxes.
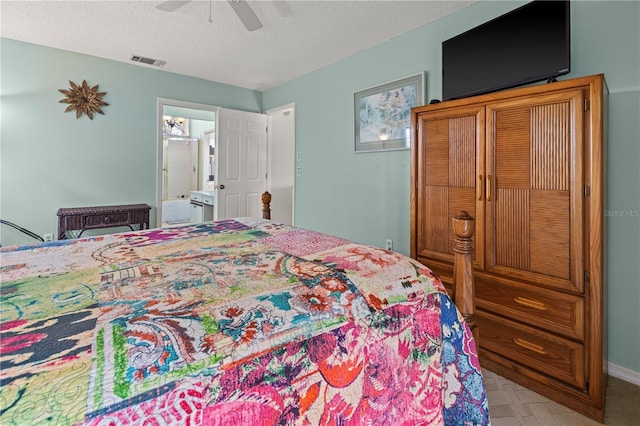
[0,38,261,244]
[1,1,638,375]
[262,1,640,374]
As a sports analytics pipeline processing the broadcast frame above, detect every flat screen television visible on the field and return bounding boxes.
[442,0,570,101]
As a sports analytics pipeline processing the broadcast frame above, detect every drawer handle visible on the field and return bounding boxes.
[477,175,483,200]
[486,175,492,201]
[513,338,547,355]
[513,297,548,311]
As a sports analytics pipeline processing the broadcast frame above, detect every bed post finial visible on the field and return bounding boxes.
[452,211,478,344]
[262,191,272,220]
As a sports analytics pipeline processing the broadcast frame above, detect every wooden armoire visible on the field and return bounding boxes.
[410,74,607,422]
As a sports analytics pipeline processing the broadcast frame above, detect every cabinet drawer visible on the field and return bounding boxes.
[477,312,585,389]
[85,213,128,227]
[202,194,214,205]
[476,276,584,340]
[190,192,214,205]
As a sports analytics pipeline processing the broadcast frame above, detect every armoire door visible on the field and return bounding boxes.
[485,89,585,294]
[414,105,485,269]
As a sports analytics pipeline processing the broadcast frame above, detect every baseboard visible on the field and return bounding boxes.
[608,362,640,386]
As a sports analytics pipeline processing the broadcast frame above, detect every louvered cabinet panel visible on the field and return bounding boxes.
[494,107,531,189]
[530,190,571,280]
[414,106,484,267]
[485,89,584,293]
[495,188,530,270]
[422,186,448,253]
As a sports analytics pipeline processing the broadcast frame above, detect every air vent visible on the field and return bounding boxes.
[130,55,166,67]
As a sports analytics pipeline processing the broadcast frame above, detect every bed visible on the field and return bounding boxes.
[0,203,489,425]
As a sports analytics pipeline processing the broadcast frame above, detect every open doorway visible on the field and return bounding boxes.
[162,135,199,225]
[157,99,295,228]
[266,103,295,225]
[157,98,217,227]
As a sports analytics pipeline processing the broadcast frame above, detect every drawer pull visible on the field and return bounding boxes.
[513,297,548,311]
[513,338,547,355]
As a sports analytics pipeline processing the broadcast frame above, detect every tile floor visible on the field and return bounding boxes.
[484,369,640,425]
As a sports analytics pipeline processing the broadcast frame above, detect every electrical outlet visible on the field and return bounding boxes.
[385,239,393,251]
[44,233,54,242]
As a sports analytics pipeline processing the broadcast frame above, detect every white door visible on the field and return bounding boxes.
[164,137,198,200]
[216,108,268,220]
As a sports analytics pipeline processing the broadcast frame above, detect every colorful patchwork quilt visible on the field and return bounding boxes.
[0,218,489,425]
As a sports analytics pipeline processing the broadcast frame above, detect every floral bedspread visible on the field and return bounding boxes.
[0,218,489,425]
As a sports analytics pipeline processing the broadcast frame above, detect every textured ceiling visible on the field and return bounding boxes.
[0,1,475,91]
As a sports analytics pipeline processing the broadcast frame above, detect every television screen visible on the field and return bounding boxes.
[442,0,570,101]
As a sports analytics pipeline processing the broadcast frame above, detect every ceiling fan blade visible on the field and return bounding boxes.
[227,0,263,32]
[156,1,191,12]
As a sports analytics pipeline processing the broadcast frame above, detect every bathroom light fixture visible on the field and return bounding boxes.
[163,116,188,135]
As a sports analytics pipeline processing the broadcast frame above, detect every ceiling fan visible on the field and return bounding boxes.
[156,0,263,32]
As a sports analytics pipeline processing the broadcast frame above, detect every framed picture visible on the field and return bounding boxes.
[354,73,424,153]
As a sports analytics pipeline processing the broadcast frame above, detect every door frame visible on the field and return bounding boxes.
[156,98,220,226]
[265,103,296,225]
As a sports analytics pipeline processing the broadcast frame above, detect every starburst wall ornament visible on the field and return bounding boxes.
[58,80,109,120]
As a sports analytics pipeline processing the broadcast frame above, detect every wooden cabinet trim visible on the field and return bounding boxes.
[411,74,605,114]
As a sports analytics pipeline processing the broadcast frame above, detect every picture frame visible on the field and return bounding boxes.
[354,73,424,153]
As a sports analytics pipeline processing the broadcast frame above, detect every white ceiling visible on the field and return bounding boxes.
[0,0,476,91]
